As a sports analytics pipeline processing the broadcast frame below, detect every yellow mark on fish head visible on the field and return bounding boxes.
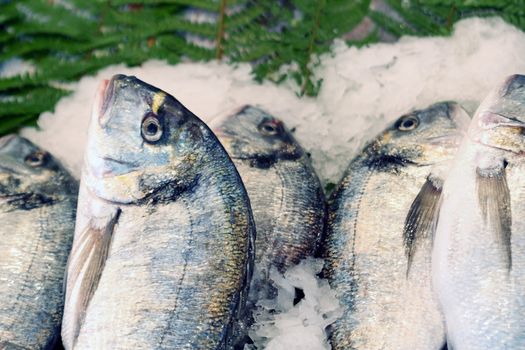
[380,131,392,144]
[152,92,166,114]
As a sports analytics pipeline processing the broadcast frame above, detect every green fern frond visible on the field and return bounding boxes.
[0,86,69,117]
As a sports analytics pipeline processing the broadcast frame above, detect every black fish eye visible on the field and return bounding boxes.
[141,113,163,143]
[24,151,47,167]
[397,115,419,131]
[259,121,279,136]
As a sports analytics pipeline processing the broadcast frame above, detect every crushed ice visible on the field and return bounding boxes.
[8,17,525,349]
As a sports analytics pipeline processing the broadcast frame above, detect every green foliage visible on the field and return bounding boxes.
[0,0,525,135]
[369,0,525,38]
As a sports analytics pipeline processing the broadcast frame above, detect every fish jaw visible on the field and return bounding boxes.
[0,134,16,150]
[467,75,525,154]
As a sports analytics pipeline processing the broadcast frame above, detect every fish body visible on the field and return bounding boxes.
[321,102,470,349]
[433,75,525,349]
[0,135,77,349]
[62,75,255,349]
[213,106,325,298]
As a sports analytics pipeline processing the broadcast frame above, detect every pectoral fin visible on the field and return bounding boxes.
[62,209,121,347]
[403,175,443,276]
[476,165,512,271]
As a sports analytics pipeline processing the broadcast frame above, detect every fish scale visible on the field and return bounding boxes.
[235,159,323,275]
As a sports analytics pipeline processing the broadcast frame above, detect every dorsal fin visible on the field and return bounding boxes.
[403,175,443,277]
[62,208,121,348]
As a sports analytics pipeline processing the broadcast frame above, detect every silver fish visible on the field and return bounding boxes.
[213,106,325,298]
[433,75,525,349]
[0,135,77,349]
[61,75,255,349]
[321,102,470,350]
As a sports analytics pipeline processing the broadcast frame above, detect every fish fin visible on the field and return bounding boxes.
[63,209,121,346]
[476,165,512,271]
[403,175,443,277]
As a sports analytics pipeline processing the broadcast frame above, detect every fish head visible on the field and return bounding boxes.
[212,105,303,167]
[365,102,470,167]
[470,74,525,155]
[85,74,211,204]
[0,135,75,204]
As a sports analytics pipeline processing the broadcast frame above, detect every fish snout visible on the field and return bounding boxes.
[0,134,16,151]
[499,74,525,98]
[94,79,111,127]
[444,102,471,133]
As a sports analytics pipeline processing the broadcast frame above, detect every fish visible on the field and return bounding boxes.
[212,106,325,299]
[320,102,470,350]
[433,75,525,349]
[61,75,255,349]
[0,135,77,350]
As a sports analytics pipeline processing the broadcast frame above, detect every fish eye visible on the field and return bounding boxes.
[397,115,419,131]
[141,113,163,143]
[24,151,48,167]
[259,121,279,136]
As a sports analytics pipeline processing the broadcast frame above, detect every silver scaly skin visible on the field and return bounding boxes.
[213,106,325,299]
[433,75,525,349]
[61,75,255,350]
[321,102,470,350]
[0,135,77,349]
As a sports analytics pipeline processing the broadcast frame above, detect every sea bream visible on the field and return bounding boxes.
[321,102,470,350]
[61,75,255,349]
[212,106,325,298]
[0,135,77,349]
[433,75,525,349]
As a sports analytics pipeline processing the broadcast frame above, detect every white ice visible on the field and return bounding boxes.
[12,16,525,349]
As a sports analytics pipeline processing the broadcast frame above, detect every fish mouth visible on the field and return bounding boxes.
[95,75,123,127]
[0,134,16,150]
[96,156,141,178]
[499,74,525,98]
[424,133,463,147]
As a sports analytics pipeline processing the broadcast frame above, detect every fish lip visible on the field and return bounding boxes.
[102,156,135,165]
[478,111,525,130]
[499,74,525,98]
[96,75,122,127]
[424,133,463,146]
[208,105,254,132]
[0,134,16,150]
[98,156,140,177]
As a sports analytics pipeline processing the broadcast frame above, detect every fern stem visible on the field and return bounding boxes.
[216,0,228,60]
[301,0,325,96]
[446,4,457,30]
